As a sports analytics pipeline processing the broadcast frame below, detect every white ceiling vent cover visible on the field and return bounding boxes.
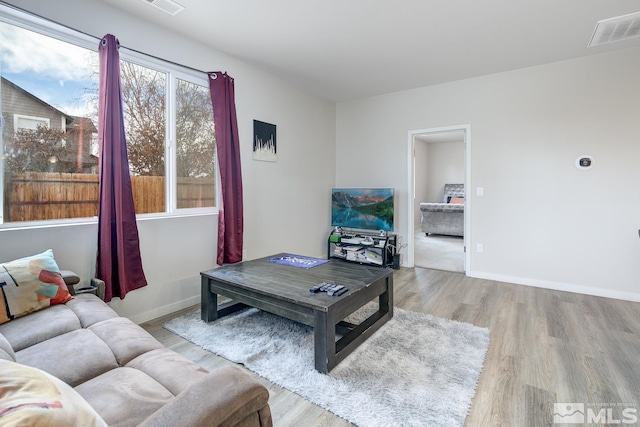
[143,0,185,16]
[589,11,640,47]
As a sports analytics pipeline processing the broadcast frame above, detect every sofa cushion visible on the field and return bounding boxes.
[0,249,73,324]
[89,317,165,366]
[75,367,174,427]
[138,365,272,427]
[15,329,118,387]
[0,360,107,427]
[65,293,119,327]
[127,347,209,396]
[0,303,81,352]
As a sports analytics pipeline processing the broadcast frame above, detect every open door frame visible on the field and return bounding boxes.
[406,124,471,270]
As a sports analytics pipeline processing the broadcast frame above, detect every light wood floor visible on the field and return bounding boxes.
[141,267,640,426]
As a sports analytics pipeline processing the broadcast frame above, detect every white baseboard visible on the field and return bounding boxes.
[127,270,640,324]
[127,295,200,324]
[466,270,640,303]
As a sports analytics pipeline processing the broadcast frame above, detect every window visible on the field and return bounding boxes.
[175,78,216,209]
[0,6,217,225]
[14,115,50,131]
[120,59,167,214]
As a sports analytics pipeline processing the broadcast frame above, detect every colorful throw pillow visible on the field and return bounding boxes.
[0,360,107,426]
[0,250,73,325]
[449,197,465,204]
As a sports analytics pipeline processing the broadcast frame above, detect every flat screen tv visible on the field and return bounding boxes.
[331,188,394,232]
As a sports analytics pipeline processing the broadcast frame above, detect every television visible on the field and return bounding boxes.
[331,188,394,232]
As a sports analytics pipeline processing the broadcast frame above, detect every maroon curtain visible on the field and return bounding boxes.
[96,34,147,301]
[208,72,243,265]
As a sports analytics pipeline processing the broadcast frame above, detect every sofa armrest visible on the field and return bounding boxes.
[139,365,271,427]
[90,278,106,301]
[60,270,81,296]
[58,271,105,301]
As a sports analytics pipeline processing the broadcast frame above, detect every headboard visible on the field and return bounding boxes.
[443,184,464,203]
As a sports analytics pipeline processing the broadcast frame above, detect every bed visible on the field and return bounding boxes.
[419,184,464,237]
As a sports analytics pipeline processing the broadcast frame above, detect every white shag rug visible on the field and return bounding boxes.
[164,306,489,427]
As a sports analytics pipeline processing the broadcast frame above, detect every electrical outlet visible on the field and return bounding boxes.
[476,243,483,253]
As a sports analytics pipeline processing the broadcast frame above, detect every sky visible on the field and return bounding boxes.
[0,20,98,118]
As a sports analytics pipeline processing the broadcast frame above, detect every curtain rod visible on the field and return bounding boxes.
[0,0,210,75]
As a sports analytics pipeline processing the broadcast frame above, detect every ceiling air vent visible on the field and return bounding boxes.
[589,11,640,47]
[143,0,185,16]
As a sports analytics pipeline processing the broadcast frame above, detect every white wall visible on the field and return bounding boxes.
[414,140,429,227]
[0,0,336,322]
[426,141,465,202]
[337,47,640,301]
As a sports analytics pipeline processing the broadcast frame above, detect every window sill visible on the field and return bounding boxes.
[0,210,218,232]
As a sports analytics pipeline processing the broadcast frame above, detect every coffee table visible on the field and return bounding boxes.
[200,254,394,373]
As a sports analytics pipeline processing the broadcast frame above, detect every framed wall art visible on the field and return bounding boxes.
[253,120,276,162]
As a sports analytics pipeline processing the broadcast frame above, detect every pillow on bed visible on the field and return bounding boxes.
[449,197,465,204]
[0,250,73,325]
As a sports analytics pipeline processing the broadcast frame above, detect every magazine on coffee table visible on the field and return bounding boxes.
[268,254,329,269]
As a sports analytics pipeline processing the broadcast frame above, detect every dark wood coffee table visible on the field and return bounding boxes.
[200,254,393,373]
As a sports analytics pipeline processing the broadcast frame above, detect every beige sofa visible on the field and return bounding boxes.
[0,276,272,427]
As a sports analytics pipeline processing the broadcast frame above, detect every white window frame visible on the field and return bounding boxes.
[13,114,50,131]
[171,72,218,214]
[119,51,218,218]
[0,4,218,228]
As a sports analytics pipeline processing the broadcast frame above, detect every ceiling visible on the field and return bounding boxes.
[98,0,640,103]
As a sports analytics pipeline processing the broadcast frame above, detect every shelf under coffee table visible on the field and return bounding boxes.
[200,254,394,373]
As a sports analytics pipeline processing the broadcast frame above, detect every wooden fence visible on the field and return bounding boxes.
[3,172,215,222]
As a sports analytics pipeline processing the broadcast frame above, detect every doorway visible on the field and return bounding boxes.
[406,125,470,272]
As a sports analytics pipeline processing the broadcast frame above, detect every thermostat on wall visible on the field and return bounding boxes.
[575,155,593,170]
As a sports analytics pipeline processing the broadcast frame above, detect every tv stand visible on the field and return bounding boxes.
[328,230,397,268]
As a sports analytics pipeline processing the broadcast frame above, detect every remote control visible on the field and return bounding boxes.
[311,283,346,295]
[309,283,323,293]
[327,285,344,296]
[333,287,348,296]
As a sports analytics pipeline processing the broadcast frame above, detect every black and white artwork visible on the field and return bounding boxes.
[253,120,276,162]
